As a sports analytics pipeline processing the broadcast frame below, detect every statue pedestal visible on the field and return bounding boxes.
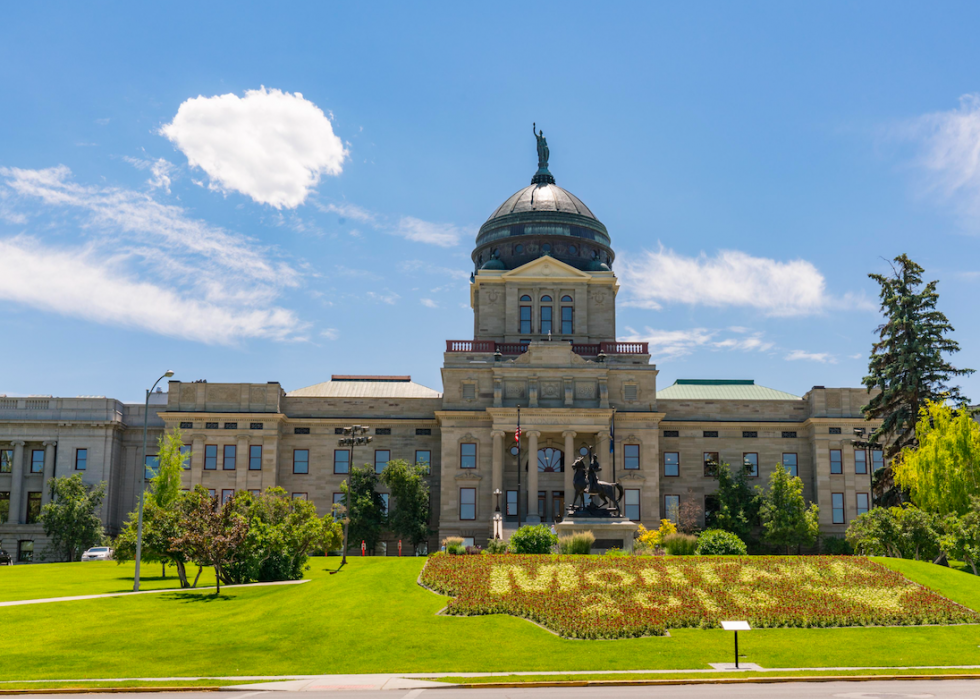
[555,517,638,554]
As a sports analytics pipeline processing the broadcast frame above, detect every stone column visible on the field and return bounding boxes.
[597,430,611,473]
[236,435,249,492]
[491,430,504,509]
[526,430,540,523]
[9,441,24,524]
[562,430,576,518]
[41,441,57,505]
[190,435,205,489]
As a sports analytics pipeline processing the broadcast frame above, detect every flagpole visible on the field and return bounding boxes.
[516,405,522,529]
[610,412,616,485]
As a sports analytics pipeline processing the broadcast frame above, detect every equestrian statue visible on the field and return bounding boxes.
[568,450,624,517]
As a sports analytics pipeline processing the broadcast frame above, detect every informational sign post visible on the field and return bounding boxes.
[720,620,751,668]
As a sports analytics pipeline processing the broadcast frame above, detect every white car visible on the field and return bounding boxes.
[81,547,113,561]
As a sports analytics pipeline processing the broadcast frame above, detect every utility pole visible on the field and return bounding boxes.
[337,424,373,565]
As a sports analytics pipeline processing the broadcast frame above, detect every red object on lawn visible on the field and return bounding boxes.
[398,540,402,557]
[361,540,366,556]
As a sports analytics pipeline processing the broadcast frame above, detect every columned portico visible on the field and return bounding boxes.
[41,441,57,505]
[525,430,540,523]
[9,440,25,524]
[562,430,576,514]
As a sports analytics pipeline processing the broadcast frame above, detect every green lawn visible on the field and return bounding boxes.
[0,561,216,602]
[434,668,980,684]
[1,557,980,680]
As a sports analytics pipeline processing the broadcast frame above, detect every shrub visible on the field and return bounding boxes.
[483,537,508,554]
[662,532,698,555]
[604,547,629,557]
[821,536,853,555]
[696,529,748,556]
[635,519,677,552]
[558,531,595,554]
[442,536,465,555]
[508,524,558,554]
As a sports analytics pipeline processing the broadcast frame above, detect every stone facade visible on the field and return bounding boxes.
[0,154,886,561]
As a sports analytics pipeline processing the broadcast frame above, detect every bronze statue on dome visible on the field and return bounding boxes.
[533,122,549,169]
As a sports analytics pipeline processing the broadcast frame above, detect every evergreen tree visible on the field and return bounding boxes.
[759,464,819,554]
[863,254,974,504]
[381,459,432,552]
[341,464,387,554]
[706,460,760,541]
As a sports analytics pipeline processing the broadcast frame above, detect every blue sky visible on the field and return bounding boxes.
[1,2,978,403]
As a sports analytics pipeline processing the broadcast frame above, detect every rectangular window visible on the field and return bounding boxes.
[250,423,263,430]
[375,450,390,473]
[830,449,842,474]
[180,445,191,470]
[293,449,309,474]
[415,450,431,467]
[221,489,234,505]
[782,431,798,438]
[742,431,758,439]
[872,450,884,471]
[375,427,391,436]
[292,492,308,501]
[855,450,867,475]
[460,487,476,520]
[829,427,842,434]
[0,449,11,473]
[144,455,158,480]
[0,491,9,524]
[857,492,870,516]
[743,452,758,477]
[206,422,218,430]
[624,489,640,520]
[18,540,34,563]
[26,492,42,524]
[538,490,546,518]
[540,306,552,334]
[460,443,477,469]
[207,488,216,499]
[664,452,679,477]
[832,492,845,524]
[334,449,350,474]
[703,431,718,438]
[224,422,237,430]
[248,489,261,496]
[561,306,573,334]
[782,453,798,477]
[552,491,564,521]
[332,492,345,520]
[223,445,236,470]
[663,430,679,438]
[30,449,44,473]
[416,428,432,436]
[506,489,518,516]
[381,493,389,515]
[519,306,531,334]
[75,448,87,471]
[249,445,262,471]
[179,421,193,429]
[294,427,310,435]
[664,495,680,523]
[704,452,719,476]
[204,444,218,470]
[624,444,640,470]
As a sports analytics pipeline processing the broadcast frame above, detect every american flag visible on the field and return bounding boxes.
[515,407,521,442]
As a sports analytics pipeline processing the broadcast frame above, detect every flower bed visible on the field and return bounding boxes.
[419,555,980,639]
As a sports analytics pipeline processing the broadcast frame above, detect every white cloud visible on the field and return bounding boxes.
[160,87,347,209]
[712,333,775,352]
[320,328,340,341]
[0,166,304,343]
[420,298,438,308]
[0,237,299,343]
[366,291,399,305]
[785,349,836,364]
[621,326,777,361]
[397,260,470,280]
[849,352,864,360]
[124,156,176,193]
[394,217,463,248]
[315,201,378,224]
[621,246,828,316]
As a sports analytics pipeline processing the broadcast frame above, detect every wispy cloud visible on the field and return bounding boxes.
[621,245,829,316]
[160,87,347,209]
[785,349,836,364]
[123,156,176,193]
[0,165,304,343]
[397,260,470,280]
[420,298,438,308]
[366,291,399,305]
[320,328,339,341]
[394,217,464,248]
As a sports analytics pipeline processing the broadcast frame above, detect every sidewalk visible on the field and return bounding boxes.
[0,580,309,608]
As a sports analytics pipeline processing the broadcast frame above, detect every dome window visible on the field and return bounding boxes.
[569,245,577,255]
[515,244,524,253]
[542,243,552,253]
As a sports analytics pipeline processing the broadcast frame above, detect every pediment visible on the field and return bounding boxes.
[512,342,591,366]
[501,256,592,281]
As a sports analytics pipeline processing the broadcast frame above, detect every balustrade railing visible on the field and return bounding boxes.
[446,340,648,355]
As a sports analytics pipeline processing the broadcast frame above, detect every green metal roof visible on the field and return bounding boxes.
[657,379,801,401]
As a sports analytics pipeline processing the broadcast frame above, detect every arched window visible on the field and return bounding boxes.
[519,295,532,333]
[541,295,552,302]
[561,295,572,303]
[538,448,563,472]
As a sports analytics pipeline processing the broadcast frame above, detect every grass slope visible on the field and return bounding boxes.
[0,561,216,602]
[0,557,979,680]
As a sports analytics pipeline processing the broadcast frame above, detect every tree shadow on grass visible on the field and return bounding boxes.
[164,591,238,604]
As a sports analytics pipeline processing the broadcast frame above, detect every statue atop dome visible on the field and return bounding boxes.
[533,122,549,169]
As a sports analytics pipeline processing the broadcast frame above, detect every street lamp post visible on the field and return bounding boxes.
[133,369,174,592]
[493,488,503,540]
[337,425,373,566]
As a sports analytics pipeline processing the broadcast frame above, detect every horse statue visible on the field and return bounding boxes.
[570,456,591,510]
[587,454,624,516]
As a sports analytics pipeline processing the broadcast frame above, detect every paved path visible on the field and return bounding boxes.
[7,682,980,698]
[0,579,309,608]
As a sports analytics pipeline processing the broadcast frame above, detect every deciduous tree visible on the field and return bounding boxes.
[759,464,819,554]
[341,465,386,555]
[170,488,249,595]
[39,474,106,562]
[706,461,760,541]
[381,459,431,552]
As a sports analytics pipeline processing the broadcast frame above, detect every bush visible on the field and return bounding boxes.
[604,547,629,557]
[558,531,595,555]
[821,536,853,555]
[696,529,748,555]
[508,524,558,554]
[483,538,508,554]
[442,536,465,555]
[662,532,698,555]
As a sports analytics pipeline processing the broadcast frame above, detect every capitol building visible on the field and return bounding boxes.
[0,140,883,561]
